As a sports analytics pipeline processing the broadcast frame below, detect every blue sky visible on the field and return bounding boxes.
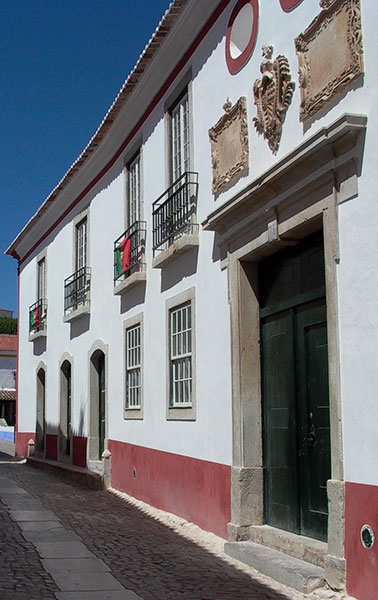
[0,0,170,316]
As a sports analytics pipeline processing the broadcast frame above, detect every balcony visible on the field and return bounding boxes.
[113,220,147,295]
[152,172,199,268]
[64,267,91,322]
[28,299,47,340]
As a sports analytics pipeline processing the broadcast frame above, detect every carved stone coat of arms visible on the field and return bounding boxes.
[253,46,295,154]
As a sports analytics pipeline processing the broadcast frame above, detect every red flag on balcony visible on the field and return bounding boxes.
[30,306,40,328]
[116,236,131,275]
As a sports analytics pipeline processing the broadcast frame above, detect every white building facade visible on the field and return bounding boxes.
[7,1,377,598]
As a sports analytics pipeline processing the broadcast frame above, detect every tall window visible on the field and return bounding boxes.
[170,301,192,406]
[170,91,190,183]
[126,323,142,409]
[76,218,87,270]
[37,257,46,301]
[127,153,141,226]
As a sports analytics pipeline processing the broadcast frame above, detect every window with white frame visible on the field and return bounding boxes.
[76,218,87,271]
[170,301,192,406]
[127,152,141,226]
[170,91,190,183]
[126,323,142,410]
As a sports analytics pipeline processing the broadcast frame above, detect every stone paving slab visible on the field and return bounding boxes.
[55,592,142,600]
[34,540,96,559]
[21,528,82,542]
[0,488,32,496]
[51,571,125,592]
[3,498,44,508]
[10,509,58,521]
[17,520,65,531]
[42,557,110,573]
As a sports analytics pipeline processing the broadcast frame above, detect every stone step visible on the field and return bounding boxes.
[27,457,103,490]
[225,540,324,594]
[249,525,327,568]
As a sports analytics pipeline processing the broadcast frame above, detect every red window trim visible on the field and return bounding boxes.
[279,0,304,12]
[225,0,259,75]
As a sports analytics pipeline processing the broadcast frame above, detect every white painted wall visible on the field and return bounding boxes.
[16,1,378,480]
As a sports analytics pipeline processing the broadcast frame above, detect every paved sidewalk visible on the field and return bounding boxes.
[0,450,341,600]
[0,458,141,599]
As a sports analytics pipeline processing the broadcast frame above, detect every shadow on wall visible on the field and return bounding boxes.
[160,246,199,292]
[28,402,88,467]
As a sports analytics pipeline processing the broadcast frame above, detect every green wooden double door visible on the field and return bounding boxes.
[259,233,331,541]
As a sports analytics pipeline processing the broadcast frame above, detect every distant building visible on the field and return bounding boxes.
[0,308,13,319]
[5,1,376,598]
[0,334,17,426]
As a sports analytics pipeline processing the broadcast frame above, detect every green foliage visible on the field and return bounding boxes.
[0,317,17,335]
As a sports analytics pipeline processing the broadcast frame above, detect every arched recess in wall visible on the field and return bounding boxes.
[59,353,73,460]
[88,340,108,464]
[35,362,47,456]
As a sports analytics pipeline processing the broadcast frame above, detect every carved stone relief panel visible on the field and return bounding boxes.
[209,97,249,196]
[295,0,363,122]
[253,46,295,154]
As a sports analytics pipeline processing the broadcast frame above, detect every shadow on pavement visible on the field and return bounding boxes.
[0,459,298,600]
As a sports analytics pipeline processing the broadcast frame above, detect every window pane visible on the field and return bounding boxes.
[38,258,46,301]
[170,302,192,406]
[76,219,87,270]
[171,93,190,182]
[128,154,141,225]
[126,323,142,409]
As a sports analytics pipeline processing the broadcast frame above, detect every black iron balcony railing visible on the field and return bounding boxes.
[64,267,91,314]
[29,299,47,333]
[114,220,147,284]
[152,171,199,255]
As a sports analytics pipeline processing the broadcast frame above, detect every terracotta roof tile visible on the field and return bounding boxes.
[0,389,16,402]
[0,335,17,352]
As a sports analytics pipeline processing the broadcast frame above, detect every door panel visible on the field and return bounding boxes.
[296,302,330,540]
[262,310,299,534]
[99,354,105,459]
[260,232,330,542]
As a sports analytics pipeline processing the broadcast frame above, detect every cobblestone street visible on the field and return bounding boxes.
[0,448,347,600]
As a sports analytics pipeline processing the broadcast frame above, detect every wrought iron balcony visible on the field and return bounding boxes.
[64,267,91,315]
[114,220,147,284]
[29,299,47,333]
[152,171,199,255]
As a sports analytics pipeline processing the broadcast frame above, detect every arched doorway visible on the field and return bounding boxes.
[35,368,46,454]
[89,349,107,466]
[59,360,72,459]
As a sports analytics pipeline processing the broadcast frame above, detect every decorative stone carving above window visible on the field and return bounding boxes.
[209,97,249,196]
[295,0,364,122]
[253,46,295,154]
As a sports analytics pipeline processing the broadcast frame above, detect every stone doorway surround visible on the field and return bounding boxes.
[88,340,109,472]
[202,114,367,589]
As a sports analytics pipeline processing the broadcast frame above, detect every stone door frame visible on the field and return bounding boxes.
[202,114,367,587]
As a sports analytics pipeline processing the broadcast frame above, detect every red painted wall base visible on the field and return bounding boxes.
[15,431,34,457]
[108,439,231,538]
[72,436,87,468]
[45,434,58,461]
[345,481,378,600]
